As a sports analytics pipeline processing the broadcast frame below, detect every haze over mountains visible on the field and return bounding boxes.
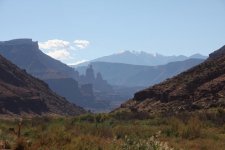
[117,45,225,114]
[74,49,206,87]
[76,50,207,66]
[73,52,206,110]
[0,39,207,112]
[75,59,204,87]
[0,54,85,116]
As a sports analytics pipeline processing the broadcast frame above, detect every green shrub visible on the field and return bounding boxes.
[198,108,225,126]
[163,116,202,139]
[163,117,182,137]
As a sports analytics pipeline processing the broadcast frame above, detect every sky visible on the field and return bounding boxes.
[0,0,225,64]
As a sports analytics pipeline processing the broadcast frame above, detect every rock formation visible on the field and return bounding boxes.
[77,65,113,92]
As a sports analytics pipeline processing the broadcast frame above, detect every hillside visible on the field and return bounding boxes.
[75,50,206,66]
[117,45,225,114]
[0,54,86,116]
[75,59,204,87]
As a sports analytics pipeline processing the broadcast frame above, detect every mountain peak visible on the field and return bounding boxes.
[0,39,39,54]
[189,53,207,59]
[81,50,206,66]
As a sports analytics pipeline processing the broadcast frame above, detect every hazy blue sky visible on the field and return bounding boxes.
[1,0,225,64]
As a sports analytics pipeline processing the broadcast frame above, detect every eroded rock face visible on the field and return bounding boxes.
[0,54,86,116]
[117,45,225,114]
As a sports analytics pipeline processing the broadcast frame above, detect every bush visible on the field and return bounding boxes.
[181,116,202,139]
[72,113,110,124]
[163,117,182,137]
[163,116,202,139]
[111,111,150,121]
[198,108,225,126]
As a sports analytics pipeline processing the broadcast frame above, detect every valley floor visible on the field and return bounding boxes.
[0,108,225,150]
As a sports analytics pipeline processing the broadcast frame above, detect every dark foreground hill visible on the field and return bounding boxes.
[117,45,225,114]
[0,54,86,116]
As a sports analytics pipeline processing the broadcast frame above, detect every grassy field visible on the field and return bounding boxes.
[0,108,225,150]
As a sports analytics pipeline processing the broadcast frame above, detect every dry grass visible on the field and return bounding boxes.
[0,108,224,150]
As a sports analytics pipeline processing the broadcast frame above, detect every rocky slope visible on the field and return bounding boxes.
[118,45,225,114]
[0,54,86,116]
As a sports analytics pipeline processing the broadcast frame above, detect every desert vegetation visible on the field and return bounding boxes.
[0,108,225,150]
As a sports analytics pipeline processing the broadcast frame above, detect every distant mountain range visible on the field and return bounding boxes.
[0,54,85,116]
[75,58,204,87]
[75,50,207,66]
[116,45,225,114]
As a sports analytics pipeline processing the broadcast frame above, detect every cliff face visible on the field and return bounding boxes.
[0,39,75,79]
[0,54,86,116]
[118,45,225,114]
